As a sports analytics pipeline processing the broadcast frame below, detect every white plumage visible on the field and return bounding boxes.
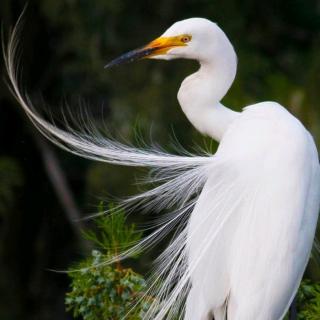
[186,102,320,319]
[4,16,320,320]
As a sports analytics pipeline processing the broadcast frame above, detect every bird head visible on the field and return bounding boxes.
[105,18,233,68]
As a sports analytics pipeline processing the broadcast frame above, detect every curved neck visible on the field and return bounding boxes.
[177,55,239,142]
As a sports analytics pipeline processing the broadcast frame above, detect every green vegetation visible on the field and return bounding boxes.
[296,280,320,319]
[66,205,152,319]
[66,251,150,320]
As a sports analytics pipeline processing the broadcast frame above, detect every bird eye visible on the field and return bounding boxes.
[181,35,192,43]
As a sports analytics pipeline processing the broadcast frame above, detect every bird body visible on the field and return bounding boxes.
[171,20,320,318]
[5,16,320,320]
[186,101,320,319]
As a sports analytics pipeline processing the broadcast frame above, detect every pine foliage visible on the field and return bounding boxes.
[65,204,152,320]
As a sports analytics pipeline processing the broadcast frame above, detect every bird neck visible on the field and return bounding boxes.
[177,56,238,142]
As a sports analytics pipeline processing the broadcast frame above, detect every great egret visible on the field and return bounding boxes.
[4,16,320,320]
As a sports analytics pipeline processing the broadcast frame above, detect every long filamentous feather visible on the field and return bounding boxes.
[3,16,229,319]
[3,17,207,170]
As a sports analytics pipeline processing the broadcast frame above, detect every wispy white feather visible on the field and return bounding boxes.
[2,16,230,319]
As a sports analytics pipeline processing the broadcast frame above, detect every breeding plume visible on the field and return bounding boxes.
[5,16,320,320]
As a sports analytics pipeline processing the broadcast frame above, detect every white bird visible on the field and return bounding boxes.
[4,16,320,320]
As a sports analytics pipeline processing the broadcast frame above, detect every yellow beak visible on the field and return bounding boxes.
[104,36,187,68]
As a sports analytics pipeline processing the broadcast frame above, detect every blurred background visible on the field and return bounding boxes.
[1,0,320,319]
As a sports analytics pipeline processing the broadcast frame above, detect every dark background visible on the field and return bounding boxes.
[1,0,320,319]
